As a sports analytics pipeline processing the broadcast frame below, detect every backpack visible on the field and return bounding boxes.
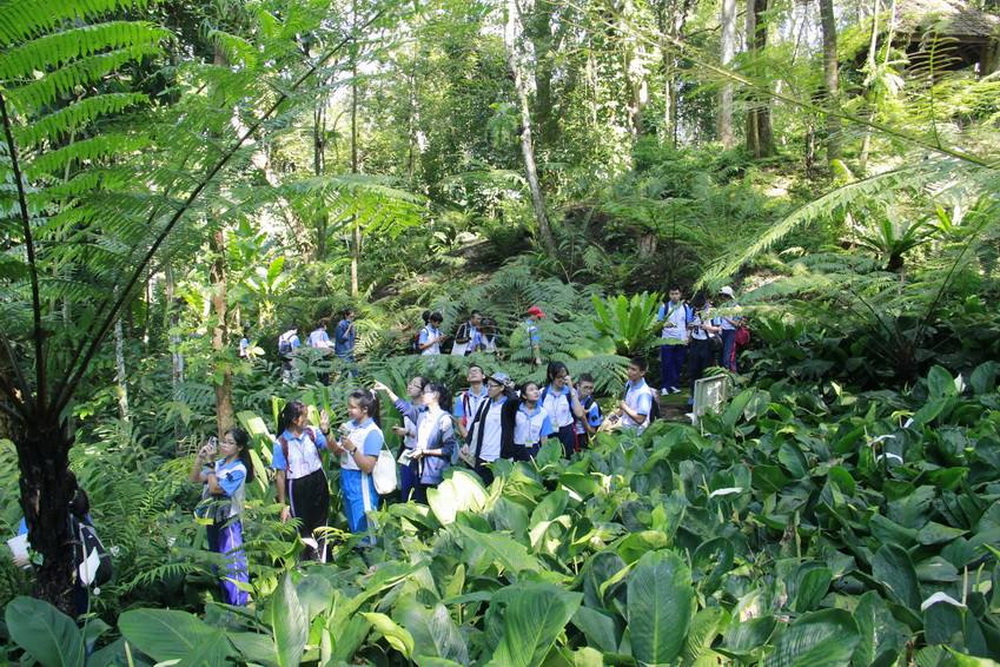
[278,331,295,355]
[734,323,751,349]
[72,517,112,588]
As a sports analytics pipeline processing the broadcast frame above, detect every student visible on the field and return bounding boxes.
[382,375,426,501]
[573,373,603,450]
[308,318,334,385]
[480,317,500,355]
[540,361,585,459]
[513,381,554,461]
[687,295,721,396]
[418,311,445,355]
[238,328,251,359]
[463,371,519,485]
[334,309,357,362]
[657,288,690,395]
[272,400,333,561]
[619,356,655,434]
[374,380,454,503]
[717,286,743,372]
[191,428,254,606]
[453,364,489,440]
[522,306,544,366]
[328,390,384,543]
[451,311,483,356]
[277,326,301,383]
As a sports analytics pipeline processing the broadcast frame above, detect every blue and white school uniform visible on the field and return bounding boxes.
[272,428,330,555]
[202,457,249,605]
[622,378,654,433]
[419,325,442,355]
[513,403,554,460]
[541,384,577,457]
[338,418,384,539]
[453,385,489,433]
[308,327,332,349]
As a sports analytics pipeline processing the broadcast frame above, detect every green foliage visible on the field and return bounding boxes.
[591,291,662,357]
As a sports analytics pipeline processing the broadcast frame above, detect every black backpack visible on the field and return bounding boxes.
[72,517,113,588]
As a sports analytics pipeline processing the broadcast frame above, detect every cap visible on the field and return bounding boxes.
[526,305,546,319]
[486,371,511,386]
[720,286,735,297]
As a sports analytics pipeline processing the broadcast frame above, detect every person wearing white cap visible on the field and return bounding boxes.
[717,286,742,372]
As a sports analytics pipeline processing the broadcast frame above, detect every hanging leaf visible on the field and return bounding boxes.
[627,550,693,665]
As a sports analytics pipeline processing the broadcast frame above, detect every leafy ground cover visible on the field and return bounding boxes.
[3,363,1000,665]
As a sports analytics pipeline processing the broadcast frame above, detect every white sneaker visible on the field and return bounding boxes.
[671,387,682,394]
[660,388,670,396]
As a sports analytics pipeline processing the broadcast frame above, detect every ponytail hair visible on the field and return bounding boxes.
[227,427,255,483]
[278,400,306,434]
[350,389,381,426]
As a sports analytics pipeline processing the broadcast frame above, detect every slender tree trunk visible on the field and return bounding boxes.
[313,102,329,261]
[209,230,234,436]
[114,305,129,422]
[819,0,841,162]
[506,0,557,255]
[719,0,736,147]
[349,29,361,298]
[746,0,776,158]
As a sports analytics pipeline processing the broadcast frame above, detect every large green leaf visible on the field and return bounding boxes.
[852,591,907,667]
[428,469,489,525]
[762,609,859,667]
[271,573,308,667]
[487,583,582,667]
[118,608,226,663]
[455,522,543,574]
[361,612,415,658]
[627,550,693,665]
[570,606,620,653]
[4,596,84,667]
[871,543,921,610]
[396,600,469,664]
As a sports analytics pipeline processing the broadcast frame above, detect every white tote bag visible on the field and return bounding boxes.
[371,442,398,495]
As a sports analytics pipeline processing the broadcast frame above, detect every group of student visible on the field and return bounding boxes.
[189,352,667,607]
[656,285,747,399]
[194,287,745,607]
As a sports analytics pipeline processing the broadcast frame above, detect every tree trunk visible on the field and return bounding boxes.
[718,0,736,147]
[313,102,329,261]
[746,0,776,158]
[506,0,557,255]
[17,422,78,616]
[349,37,361,298]
[819,0,841,162]
[209,230,234,436]
[114,306,129,422]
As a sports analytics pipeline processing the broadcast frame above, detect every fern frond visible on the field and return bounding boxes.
[0,22,170,82]
[698,159,980,286]
[13,93,148,148]
[25,133,152,178]
[0,0,154,48]
[8,44,165,113]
